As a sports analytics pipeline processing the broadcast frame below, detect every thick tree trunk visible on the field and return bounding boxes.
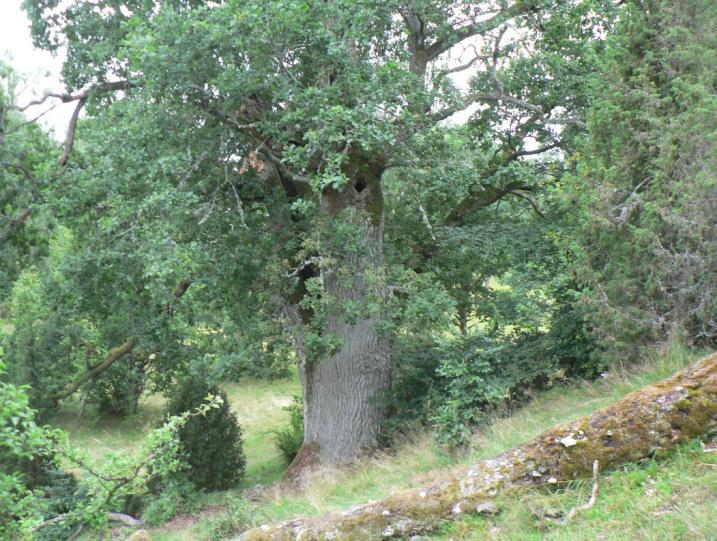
[242,351,717,540]
[289,153,392,471]
[298,309,392,467]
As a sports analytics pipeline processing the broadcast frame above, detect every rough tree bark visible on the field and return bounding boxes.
[241,351,717,540]
[289,152,392,471]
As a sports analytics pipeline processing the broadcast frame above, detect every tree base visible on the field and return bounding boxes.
[284,443,322,482]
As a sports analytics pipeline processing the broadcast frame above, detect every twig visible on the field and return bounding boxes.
[548,460,601,526]
[565,460,600,520]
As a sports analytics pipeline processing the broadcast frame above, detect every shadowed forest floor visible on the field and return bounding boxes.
[50,346,717,540]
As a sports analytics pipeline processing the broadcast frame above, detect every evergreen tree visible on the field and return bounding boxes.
[571,0,717,358]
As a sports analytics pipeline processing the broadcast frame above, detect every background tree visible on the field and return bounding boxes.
[0,63,57,295]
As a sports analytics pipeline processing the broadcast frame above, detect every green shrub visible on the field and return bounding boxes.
[141,478,202,526]
[541,282,602,379]
[33,468,88,541]
[380,336,444,439]
[200,495,257,540]
[387,323,597,446]
[272,395,304,464]
[165,378,246,491]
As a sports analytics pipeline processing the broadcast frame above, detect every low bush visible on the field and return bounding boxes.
[141,478,202,526]
[200,495,257,540]
[387,303,600,446]
[165,378,246,491]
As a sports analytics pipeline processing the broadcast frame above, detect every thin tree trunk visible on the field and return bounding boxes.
[242,351,717,540]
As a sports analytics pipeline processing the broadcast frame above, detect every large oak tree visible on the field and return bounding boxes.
[20,0,603,467]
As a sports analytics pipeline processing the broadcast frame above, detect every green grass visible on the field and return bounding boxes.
[226,374,301,487]
[236,343,703,528]
[51,343,715,540]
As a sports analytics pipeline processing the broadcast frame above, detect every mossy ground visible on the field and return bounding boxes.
[49,344,717,540]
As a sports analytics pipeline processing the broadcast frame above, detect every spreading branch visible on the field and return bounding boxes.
[424,4,533,62]
[12,80,134,166]
[432,90,544,122]
[444,182,535,226]
[12,81,133,113]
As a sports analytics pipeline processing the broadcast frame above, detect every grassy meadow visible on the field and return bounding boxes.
[48,344,717,540]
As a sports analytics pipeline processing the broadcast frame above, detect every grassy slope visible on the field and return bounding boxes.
[50,346,717,540]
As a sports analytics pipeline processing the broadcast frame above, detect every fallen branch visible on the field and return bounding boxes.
[238,352,717,540]
[32,511,143,532]
[53,339,135,401]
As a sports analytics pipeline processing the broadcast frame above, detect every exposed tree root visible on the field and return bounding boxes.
[238,352,717,540]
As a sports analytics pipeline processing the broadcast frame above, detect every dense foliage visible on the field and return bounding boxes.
[571,0,717,359]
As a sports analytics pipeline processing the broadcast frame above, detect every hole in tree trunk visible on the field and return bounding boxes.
[354,178,367,193]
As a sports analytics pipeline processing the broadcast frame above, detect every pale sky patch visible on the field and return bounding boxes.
[0,0,69,138]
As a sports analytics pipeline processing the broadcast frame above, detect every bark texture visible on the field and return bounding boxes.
[241,351,717,540]
[292,156,392,470]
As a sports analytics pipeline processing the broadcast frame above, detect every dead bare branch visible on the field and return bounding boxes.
[58,97,87,166]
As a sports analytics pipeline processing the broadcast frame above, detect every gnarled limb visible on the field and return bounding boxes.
[238,352,717,540]
[52,275,194,401]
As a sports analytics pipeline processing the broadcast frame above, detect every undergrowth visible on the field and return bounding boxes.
[52,343,713,540]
